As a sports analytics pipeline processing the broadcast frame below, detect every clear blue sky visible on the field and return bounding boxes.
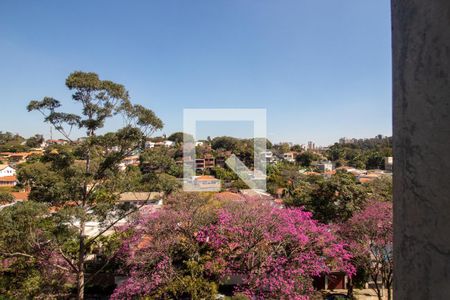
[0,0,392,146]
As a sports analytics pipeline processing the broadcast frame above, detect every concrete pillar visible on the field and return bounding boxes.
[392,0,450,298]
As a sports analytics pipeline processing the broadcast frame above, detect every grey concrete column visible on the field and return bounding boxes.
[392,0,450,298]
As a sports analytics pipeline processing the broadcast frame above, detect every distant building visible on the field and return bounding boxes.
[0,152,36,164]
[336,166,367,177]
[145,140,175,149]
[384,157,393,172]
[0,176,17,187]
[144,141,155,149]
[46,139,68,145]
[119,155,140,170]
[195,159,205,170]
[118,192,164,206]
[260,151,275,163]
[11,191,29,201]
[0,165,16,177]
[239,189,273,201]
[307,141,315,151]
[162,140,175,147]
[283,152,295,162]
[215,156,226,168]
[204,157,215,169]
[339,137,355,144]
[358,172,383,184]
[317,161,333,172]
[190,175,221,191]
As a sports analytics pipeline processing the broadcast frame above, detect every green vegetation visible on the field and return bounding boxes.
[0,191,14,203]
[0,71,393,299]
[327,136,392,169]
[20,71,163,300]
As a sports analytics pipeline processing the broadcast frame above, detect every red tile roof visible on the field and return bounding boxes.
[0,176,17,181]
[214,192,245,202]
[195,175,217,181]
[11,192,29,200]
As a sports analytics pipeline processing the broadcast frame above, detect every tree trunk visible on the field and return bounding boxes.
[77,131,91,300]
[77,216,85,300]
[347,276,354,299]
[372,276,382,300]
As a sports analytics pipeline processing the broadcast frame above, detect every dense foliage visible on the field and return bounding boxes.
[22,71,163,300]
[340,200,393,300]
[327,136,392,169]
[0,202,73,298]
[111,194,354,299]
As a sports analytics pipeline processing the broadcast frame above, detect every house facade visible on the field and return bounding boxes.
[0,165,16,177]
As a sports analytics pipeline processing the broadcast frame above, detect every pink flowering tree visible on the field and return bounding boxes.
[340,200,393,300]
[111,193,224,299]
[197,200,355,299]
[112,194,354,299]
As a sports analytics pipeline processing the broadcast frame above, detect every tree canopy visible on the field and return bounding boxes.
[24,71,163,300]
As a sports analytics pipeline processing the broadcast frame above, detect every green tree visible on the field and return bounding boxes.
[295,151,319,167]
[211,136,239,151]
[140,147,182,177]
[0,131,28,152]
[0,202,73,298]
[167,131,194,144]
[25,134,45,148]
[308,171,367,223]
[286,171,367,224]
[273,142,291,154]
[365,151,385,170]
[26,71,163,300]
[365,176,392,202]
[0,191,14,204]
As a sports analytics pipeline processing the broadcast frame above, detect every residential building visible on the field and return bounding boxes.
[239,189,273,201]
[119,155,140,170]
[46,139,68,145]
[118,192,164,206]
[385,157,393,172]
[11,191,29,201]
[162,140,175,147]
[215,156,226,168]
[145,141,156,149]
[0,164,16,177]
[260,151,275,163]
[0,152,34,164]
[195,158,206,170]
[339,137,355,144]
[195,155,215,170]
[283,152,295,162]
[204,155,215,168]
[317,161,333,172]
[0,176,17,187]
[191,175,221,191]
[145,140,175,149]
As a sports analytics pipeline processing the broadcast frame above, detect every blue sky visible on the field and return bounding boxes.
[0,0,391,146]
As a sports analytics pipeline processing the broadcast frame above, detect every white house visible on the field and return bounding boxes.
[283,152,295,162]
[145,140,175,149]
[145,141,156,149]
[0,165,16,177]
[384,157,393,172]
[163,140,175,147]
[317,161,333,172]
